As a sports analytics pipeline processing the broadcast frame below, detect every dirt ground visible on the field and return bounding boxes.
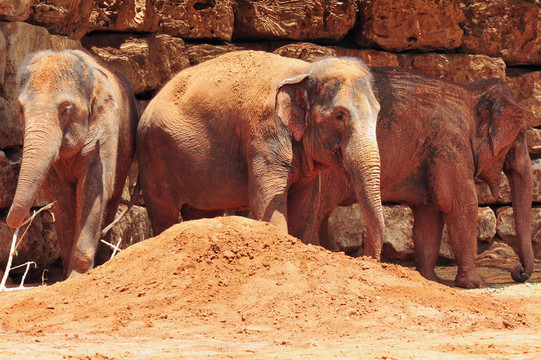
[1,216,541,359]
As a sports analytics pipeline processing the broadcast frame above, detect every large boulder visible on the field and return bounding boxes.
[0,30,5,85]
[327,204,497,261]
[527,128,541,159]
[0,150,17,210]
[0,0,33,21]
[0,211,60,270]
[82,33,190,95]
[496,206,541,259]
[355,0,464,52]
[155,0,234,41]
[0,21,52,100]
[234,0,357,42]
[475,159,541,205]
[0,22,52,149]
[506,70,541,128]
[460,0,541,66]
[50,35,81,51]
[109,205,152,249]
[185,42,274,66]
[273,42,400,67]
[397,53,506,83]
[0,97,21,149]
[27,0,94,39]
[90,0,159,33]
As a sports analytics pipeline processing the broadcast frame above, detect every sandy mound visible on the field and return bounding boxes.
[0,217,534,339]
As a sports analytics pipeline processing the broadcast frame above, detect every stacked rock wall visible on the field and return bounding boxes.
[1,0,541,269]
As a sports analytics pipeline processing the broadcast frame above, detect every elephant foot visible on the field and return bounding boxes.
[416,267,444,284]
[65,269,83,280]
[455,271,487,289]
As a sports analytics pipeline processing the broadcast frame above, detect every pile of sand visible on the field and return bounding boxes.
[0,216,534,339]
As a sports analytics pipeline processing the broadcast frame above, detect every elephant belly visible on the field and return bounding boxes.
[381,172,431,205]
[178,163,250,212]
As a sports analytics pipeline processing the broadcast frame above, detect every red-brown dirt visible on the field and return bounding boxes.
[1,216,541,359]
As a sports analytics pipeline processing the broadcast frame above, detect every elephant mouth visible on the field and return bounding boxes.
[331,146,343,163]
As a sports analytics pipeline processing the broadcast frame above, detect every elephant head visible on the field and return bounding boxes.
[6,50,109,228]
[470,78,534,282]
[275,57,384,257]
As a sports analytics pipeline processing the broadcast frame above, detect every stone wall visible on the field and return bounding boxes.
[1,0,541,269]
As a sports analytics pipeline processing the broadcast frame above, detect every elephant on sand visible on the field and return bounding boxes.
[288,67,533,289]
[7,50,139,278]
[137,50,385,258]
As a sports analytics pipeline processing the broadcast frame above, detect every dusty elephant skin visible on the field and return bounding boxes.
[6,49,139,279]
[288,67,533,289]
[137,50,384,258]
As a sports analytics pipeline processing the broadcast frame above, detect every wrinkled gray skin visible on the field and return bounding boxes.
[137,51,384,259]
[6,50,139,279]
[288,67,533,289]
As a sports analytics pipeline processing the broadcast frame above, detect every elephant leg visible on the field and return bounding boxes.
[430,167,486,289]
[42,172,76,277]
[181,207,224,221]
[412,204,444,283]
[444,203,486,289]
[68,160,107,277]
[248,155,290,232]
[287,177,322,245]
[94,190,124,267]
[139,170,180,236]
[251,190,288,231]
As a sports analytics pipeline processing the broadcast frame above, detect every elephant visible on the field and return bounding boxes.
[6,49,139,278]
[288,67,533,289]
[137,50,385,258]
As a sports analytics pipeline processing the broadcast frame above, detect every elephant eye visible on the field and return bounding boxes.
[334,109,349,123]
[59,102,73,118]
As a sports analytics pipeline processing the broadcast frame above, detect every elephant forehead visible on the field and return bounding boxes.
[22,53,91,94]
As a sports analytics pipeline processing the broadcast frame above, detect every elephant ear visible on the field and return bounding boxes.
[275,74,310,142]
[89,67,116,125]
[489,98,527,156]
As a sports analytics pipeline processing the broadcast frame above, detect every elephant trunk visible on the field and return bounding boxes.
[343,133,384,260]
[6,114,61,229]
[506,143,534,282]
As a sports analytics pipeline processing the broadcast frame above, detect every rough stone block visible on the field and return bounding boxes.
[506,70,541,128]
[460,0,541,66]
[527,127,541,159]
[497,206,541,259]
[90,0,159,33]
[155,0,234,41]
[109,205,152,249]
[475,159,541,205]
[356,0,464,52]
[82,33,189,95]
[327,204,497,261]
[0,21,52,100]
[272,42,399,68]
[397,53,506,84]
[326,203,364,254]
[50,35,81,51]
[0,0,33,21]
[0,97,22,148]
[27,0,94,39]
[0,30,5,85]
[185,43,273,66]
[0,210,60,270]
[0,150,17,210]
[234,0,357,42]
[333,48,400,68]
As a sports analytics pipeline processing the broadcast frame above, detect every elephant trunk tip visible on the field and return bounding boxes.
[6,208,29,229]
[511,262,532,283]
